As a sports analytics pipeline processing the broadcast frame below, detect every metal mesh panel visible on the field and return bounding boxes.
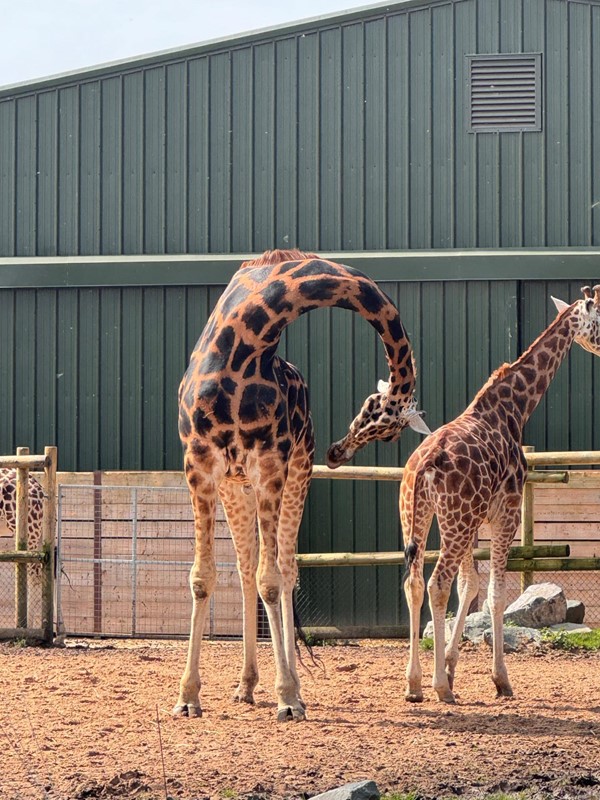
[57,485,243,638]
[0,561,43,629]
[478,565,600,628]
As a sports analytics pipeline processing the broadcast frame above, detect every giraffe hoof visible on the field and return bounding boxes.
[437,691,456,704]
[172,703,202,718]
[277,705,306,722]
[495,686,514,699]
[233,690,255,705]
[404,691,424,703]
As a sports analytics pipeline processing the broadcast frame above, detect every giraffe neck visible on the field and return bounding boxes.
[470,306,577,432]
[198,257,415,402]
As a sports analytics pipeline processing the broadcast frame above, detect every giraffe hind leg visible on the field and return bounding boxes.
[444,549,479,691]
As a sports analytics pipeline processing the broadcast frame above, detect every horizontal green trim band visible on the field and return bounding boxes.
[0,249,599,288]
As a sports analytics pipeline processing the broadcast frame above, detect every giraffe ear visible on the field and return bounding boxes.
[551,296,570,314]
[377,379,389,394]
[408,411,432,436]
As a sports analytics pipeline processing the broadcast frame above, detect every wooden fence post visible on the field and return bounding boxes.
[41,446,57,644]
[521,445,535,592]
[15,446,29,629]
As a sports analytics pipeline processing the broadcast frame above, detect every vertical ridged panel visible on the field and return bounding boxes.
[99,288,121,467]
[545,0,569,245]
[254,43,276,250]
[297,33,319,249]
[79,83,101,255]
[15,96,37,256]
[569,2,592,245]
[342,23,364,250]
[142,288,165,468]
[319,28,342,250]
[275,38,298,248]
[77,290,100,469]
[187,58,209,252]
[364,19,386,249]
[409,9,432,248]
[454,0,476,247]
[34,289,57,453]
[14,291,36,446]
[522,0,545,245]
[231,47,253,252]
[166,63,188,253]
[37,92,58,255]
[122,73,144,254]
[387,13,409,248]
[57,87,79,255]
[101,78,123,254]
[593,6,600,247]
[144,68,166,253]
[120,288,143,468]
[432,3,455,247]
[209,53,231,253]
[56,290,78,468]
[0,99,15,255]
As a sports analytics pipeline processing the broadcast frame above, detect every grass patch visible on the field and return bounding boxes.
[542,627,600,651]
[420,637,433,651]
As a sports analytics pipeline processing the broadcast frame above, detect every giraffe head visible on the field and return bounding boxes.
[552,285,600,356]
[325,380,430,468]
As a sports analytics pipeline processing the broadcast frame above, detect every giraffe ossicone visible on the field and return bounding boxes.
[400,285,600,705]
[174,249,424,722]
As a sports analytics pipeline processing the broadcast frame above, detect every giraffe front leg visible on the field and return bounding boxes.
[173,470,218,719]
[219,482,260,706]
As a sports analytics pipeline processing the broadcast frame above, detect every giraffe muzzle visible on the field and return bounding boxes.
[325,440,354,469]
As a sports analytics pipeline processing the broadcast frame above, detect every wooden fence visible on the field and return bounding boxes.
[0,447,57,643]
[2,448,599,640]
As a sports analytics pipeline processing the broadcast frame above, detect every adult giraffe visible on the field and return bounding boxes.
[174,249,429,721]
[400,286,600,704]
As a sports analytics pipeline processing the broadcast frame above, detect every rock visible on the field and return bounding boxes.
[483,626,542,653]
[463,611,492,644]
[503,582,566,628]
[566,599,586,624]
[310,781,380,800]
[547,622,592,634]
[422,618,455,641]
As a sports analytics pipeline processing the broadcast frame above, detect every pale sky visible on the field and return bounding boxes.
[1,0,375,88]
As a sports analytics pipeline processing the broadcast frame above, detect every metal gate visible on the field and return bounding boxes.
[56,484,244,638]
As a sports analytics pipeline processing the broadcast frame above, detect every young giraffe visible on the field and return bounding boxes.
[400,285,600,704]
[174,249,430,722]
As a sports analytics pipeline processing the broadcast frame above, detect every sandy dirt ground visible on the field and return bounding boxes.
[0,638,599,800]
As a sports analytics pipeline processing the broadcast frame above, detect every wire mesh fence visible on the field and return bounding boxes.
[0,558,43,630]
[57,484,247,638]
[54,479,600,640]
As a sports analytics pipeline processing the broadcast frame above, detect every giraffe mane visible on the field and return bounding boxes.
[241,249,321,268]
[471,302,575,404]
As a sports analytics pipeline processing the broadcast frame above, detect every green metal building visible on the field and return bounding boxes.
[1,0,600,630]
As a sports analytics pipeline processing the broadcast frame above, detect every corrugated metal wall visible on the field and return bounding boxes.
[1,0,600,256]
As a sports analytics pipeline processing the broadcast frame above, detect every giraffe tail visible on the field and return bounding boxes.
[293,589,325,673]
[401,467,431,585]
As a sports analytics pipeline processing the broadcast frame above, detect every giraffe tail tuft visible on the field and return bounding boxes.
[403,540,419,584]
[293,589,325,674]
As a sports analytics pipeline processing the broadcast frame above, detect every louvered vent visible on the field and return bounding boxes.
[468,54,542,132]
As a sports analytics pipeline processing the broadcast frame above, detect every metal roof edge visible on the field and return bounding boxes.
[0,248,599,288]
[0,0,455,98]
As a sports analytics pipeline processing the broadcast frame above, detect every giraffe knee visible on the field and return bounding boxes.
[259,583,281,606]
[190,573,216,600]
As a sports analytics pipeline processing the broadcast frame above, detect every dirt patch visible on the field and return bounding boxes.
[0,639,599,799]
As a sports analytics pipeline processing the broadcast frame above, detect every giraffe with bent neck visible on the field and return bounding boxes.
[174,249,429,721]
[400,285,600,704]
